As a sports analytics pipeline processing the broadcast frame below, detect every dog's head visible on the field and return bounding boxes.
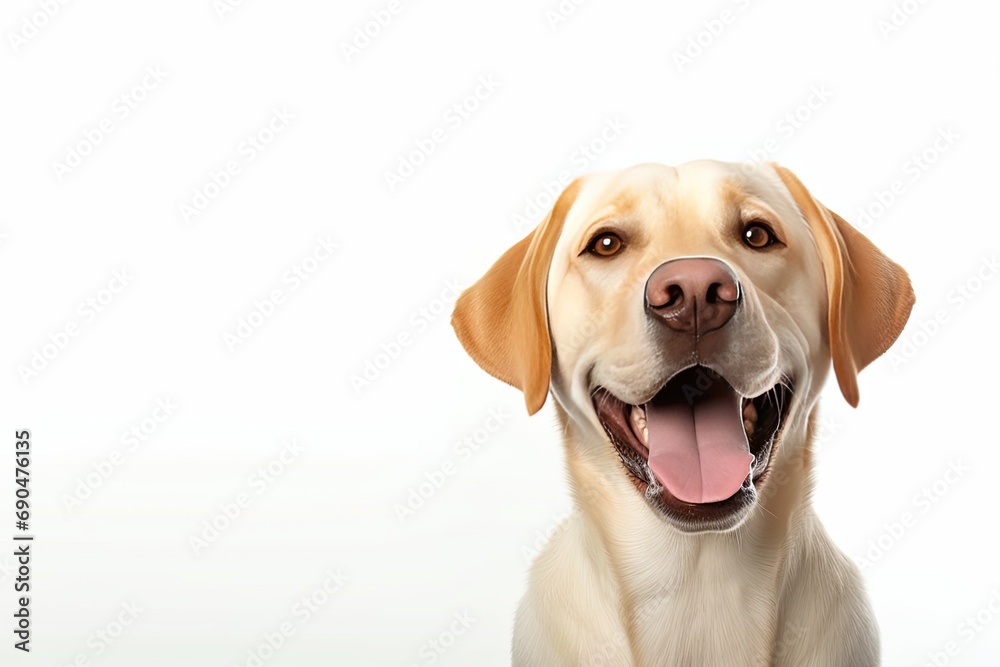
[452,161,913,532]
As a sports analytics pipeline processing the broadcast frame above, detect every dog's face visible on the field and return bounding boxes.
[453,161,913,533]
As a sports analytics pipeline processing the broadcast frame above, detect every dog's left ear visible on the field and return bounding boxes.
[451,181,582,415]
[771,164,915,408]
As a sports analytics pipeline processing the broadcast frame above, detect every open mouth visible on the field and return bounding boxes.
[592,366,792,531]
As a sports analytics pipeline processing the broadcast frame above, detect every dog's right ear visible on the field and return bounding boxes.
[451,181,582,415]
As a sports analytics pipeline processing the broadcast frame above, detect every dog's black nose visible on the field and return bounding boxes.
[645,258,741,335]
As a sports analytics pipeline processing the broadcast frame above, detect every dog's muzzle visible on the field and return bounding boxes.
[588,258,792,531]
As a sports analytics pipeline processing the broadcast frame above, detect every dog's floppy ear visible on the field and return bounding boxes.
[451,181,581,415]
[771,164,915,407]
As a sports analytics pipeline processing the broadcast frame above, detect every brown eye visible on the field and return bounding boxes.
[742,223,778,249]
[587,232,624,257]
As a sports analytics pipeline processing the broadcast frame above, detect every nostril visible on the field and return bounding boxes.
[706,282,722,304]
[664,284,684,308]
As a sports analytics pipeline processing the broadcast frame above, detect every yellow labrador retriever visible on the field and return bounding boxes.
[451,161,913,666]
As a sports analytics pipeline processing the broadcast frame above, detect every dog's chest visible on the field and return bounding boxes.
[623,551,777,666]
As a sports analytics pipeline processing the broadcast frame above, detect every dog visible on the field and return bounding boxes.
[450,161,914,666]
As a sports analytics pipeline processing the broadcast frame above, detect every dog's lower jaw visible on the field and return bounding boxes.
[512,408,880,667]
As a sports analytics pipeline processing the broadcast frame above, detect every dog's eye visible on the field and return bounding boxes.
[742,223,779,249]
[586,232,624,257]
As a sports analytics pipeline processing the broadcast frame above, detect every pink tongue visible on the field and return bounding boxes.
[646,375,752,504]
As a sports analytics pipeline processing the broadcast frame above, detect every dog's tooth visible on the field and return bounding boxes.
[630,406,648,444]
[744,419,755,435]
[743,401,758,424]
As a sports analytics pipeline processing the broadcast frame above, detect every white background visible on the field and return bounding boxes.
[1,0,998,665]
